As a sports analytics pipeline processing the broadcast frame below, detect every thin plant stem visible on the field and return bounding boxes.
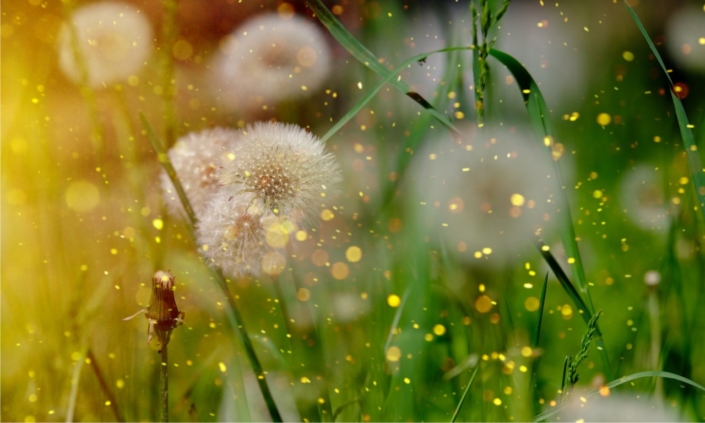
[62,0,105,160]
[66,347,87,423]
[160,343,169,422]
[161,0,178,148]
[139,114,283,422]
[87,348,125,422]
[647,287,663,400]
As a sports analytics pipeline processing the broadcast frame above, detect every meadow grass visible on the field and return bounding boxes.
[3,0,705,422]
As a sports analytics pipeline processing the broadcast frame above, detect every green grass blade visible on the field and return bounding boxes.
[532,273,550,348]
[321,46,474,143]
[139,113,198,229]
[537,243,611,380]
[623,1,705,219]
[306,0,462,137]
[450,365,479,423]
[488,48,595,314]
[383,287,411,353]
[490,48,611,381]
[332,398,361,421]
[533,370,705,422]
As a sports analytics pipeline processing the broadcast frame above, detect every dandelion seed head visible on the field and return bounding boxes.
[218,122,341,223]
[161,128,239,219]
[211,13,331,111]
[619,165,671,232]
[57,2,152,88]
[665,5,705,74]
[196,194,268,278]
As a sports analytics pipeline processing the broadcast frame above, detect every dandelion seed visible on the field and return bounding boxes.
[218,122,341,223]
[211,13,331,111]
[161,128,239,218]
[57,2,152,88]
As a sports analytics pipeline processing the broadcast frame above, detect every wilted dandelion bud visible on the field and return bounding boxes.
[197,194,268,277]
[57,2,153,88]
[211,13,331,110]
[123,270,184,350]
[161,128,238,218]
[218,121,341,222]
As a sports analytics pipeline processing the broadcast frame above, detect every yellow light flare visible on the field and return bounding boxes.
[386,346,401,362]
[331,262,349,280]
[475,295,493,313]
[510,193,525,206]
[596,113,611,126]
[346,246,362,262]
[262,251,286,276]
[387,294,401,307]
[433,324,446,336]
[321,209,335,221]
[524,296,540,312]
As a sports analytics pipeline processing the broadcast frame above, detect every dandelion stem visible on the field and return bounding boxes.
[160,343,169,422]
[87,348,125,422]
[62,0,105,161]
[161,0,178,148]
[140,114,283,422]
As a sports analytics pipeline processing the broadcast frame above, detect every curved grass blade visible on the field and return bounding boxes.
[532,273,550,348]
[321,46,474,143]
[305,0,462,137]
[450,365,479,423]
[623,1,705,220]
[383,287,411,353]
[332,398,361,422]
[533,370,705,422]
[139,113,197,229]
[490,48,611,381]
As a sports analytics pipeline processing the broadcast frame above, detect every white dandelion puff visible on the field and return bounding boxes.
[619,165,672,232]
[218,121,341,223]
[196,194,268,278]
[161,128,238,219]
[57,1,153,88]
[666,5,705,74]
[408,126,562,267]
[554,393,679,422]
[211,13,331,110]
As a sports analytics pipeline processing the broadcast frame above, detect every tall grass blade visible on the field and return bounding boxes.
[320,46,473,144]
[533,370,705,422]
[139,113,197,229]
[450,365,479,423]
[306,0,462,137]
[489,48,611,381]
[537,242,612,380]
[532,273,549,348]
[622,1,705,220]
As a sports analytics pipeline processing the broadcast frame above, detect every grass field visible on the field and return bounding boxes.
[3,0,705,421]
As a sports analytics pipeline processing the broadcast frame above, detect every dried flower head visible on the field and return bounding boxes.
[211,13,331,110]
[58,2,153,88]
[161,128,238,218]
[123,270,184,350]
[218,121,341,222]
[196,194,269,278]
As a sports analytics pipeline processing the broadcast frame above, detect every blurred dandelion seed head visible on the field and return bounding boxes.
[619,165,671,232]
[409,126,562,266]
[161,128,239,218]
[57,1,152,88]
[211,13,331,111]
[666,5,705,74]
[218,121,341,223]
